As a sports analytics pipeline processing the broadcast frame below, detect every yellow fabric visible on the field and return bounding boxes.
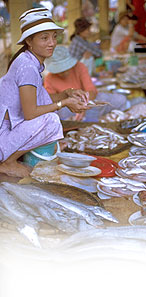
[106,149,130,163]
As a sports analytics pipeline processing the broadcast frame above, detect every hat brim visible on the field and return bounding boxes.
[45,56,78,73]
[17,22,64,45]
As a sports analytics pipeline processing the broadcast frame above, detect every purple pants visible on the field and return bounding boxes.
[0,113,64,162]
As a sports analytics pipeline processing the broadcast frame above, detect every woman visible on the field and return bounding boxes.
[110,11,146,53]
[44,45,127,121]
[69,17,102,75]
[0,8,89,178]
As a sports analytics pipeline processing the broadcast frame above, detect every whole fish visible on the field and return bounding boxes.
[40,196,104,228]
[2,183,103,228]
[0,186,41,247]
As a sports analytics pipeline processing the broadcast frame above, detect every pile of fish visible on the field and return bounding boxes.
[128,132,146,148]
[116,155,146,182]
[97,176,146,200]
[128,121,146,155]
[64,124,128,152]
[0,182,118,247]
[100,104,146,123]
[119,64,146,85]
[96,155,146,199]
[129,145,146,156]
[100,110,130,123]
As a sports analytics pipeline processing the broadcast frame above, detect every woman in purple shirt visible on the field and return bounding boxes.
[0,8,89,178]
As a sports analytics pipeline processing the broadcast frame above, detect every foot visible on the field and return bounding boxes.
[0,161,32,178]
[59,141,68,151]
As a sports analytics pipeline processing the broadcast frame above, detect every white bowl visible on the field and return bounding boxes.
[57,152,97,168]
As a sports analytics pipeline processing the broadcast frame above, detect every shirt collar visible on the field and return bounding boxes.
[25,50,45,73]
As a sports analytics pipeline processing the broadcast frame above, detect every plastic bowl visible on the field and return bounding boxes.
[57,152,97,168]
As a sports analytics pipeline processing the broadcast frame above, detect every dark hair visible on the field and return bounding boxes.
[70,17,91,40]
[128,14,138,21]
[119,11,129,22]
[7,44,28,70]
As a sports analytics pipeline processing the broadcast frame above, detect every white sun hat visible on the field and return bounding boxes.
[17,7,64,45]
[45,45,78,73]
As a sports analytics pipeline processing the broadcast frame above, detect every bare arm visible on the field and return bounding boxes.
[126,0,135,10]
[19,85,89,120]
[135,33,146,42]
[50,88,89,103]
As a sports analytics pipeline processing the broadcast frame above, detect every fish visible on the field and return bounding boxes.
[2,182,103,229]
[0,186,41,247]
[42,197,104,228]
[87,206,119,223]
[132,215,146,225]
[125,168,146,175]
[98,177,126,188]
[38,203,79,233]
[119,177,146,188]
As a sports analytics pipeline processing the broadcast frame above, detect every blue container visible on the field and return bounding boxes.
[23,141,57,167]
[105,60,122,73]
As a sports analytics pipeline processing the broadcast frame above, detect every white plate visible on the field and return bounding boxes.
[128,211,146,225]
[57,164,101,177]
[133,192,142,207]
[60,175,98,192]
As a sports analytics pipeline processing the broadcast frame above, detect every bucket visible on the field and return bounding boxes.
[23,141,60,167]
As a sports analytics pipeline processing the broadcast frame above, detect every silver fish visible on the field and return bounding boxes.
[2,183,103,228]
[87,206,119,223]
[0,186,41,247]
[125,168,146,175]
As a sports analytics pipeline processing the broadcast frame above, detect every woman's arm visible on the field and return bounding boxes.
[126,0,135,10]
[19,85,89,120]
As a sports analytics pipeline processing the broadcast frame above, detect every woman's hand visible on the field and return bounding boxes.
[65,88,89,103]
[63,97,89,113]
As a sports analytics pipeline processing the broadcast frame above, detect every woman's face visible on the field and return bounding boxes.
[26,30,58,63]
[79,27,90,39]
[57,69,70,78]
[120,16,129,27]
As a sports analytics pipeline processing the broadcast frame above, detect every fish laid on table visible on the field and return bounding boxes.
[1,183,104,233]
[128,133,146,147]
[64,124,128,152]
[117,155,146,182]
[1,182,118,232]
[118,155,146,168]
[97,175,146,199]
[129,146,146,156]
[0,187,41,247]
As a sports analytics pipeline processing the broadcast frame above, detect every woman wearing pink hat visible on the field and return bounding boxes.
[0,8,89,178]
